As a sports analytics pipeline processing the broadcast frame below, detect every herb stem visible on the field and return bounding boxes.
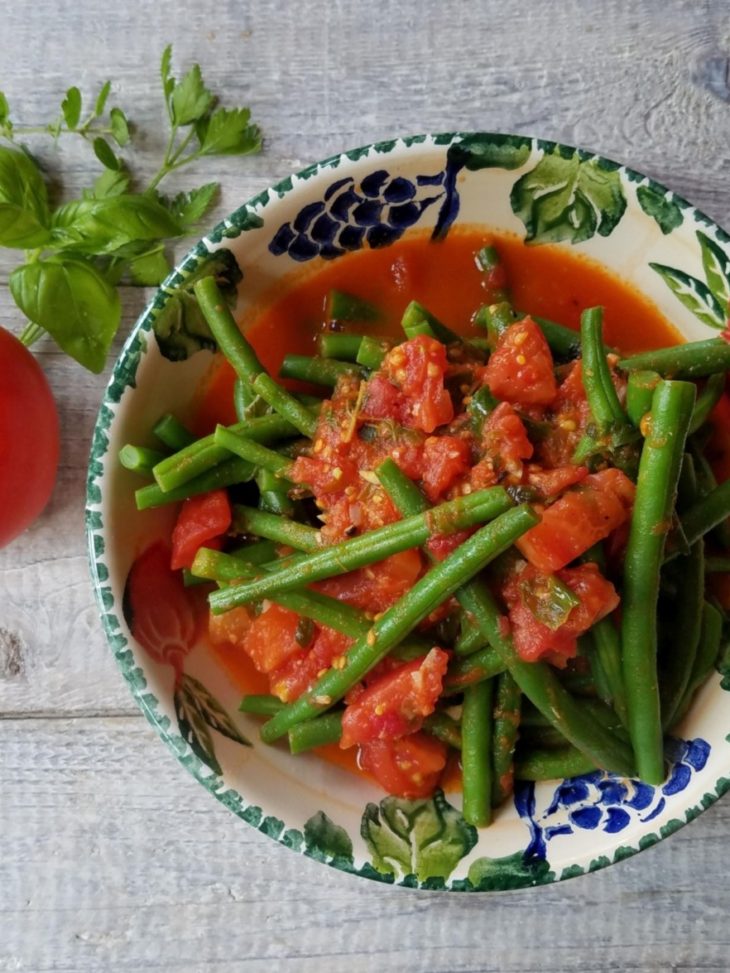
[18,321,46,347]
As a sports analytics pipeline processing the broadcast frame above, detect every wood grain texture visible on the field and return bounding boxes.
[3,717,730,973]
[2,0,730,968]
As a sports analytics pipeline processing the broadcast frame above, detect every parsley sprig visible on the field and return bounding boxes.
[0,46,261,372]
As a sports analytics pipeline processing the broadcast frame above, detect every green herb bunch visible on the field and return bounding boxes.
[0,46,261,372]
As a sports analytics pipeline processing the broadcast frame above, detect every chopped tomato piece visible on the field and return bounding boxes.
[358,732,449,798]
[427,527,473,561]
[484,318,557,407]
[362,373,408,424]
[516,468,635,572]
[340,648,449,748]
[241,603,303,674]
[270,627,353,702]
[502,562,619,664]
[170,489,232,570]
[482,401,533,467]
[208,605,252,647]
[316,548,422,614]
[526,464,588,500]
[706,393,730,483]
[421,435,471,502]
[290,454,359,495]
[381,335,454,433]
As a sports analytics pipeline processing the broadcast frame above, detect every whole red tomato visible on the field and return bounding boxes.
[0,327,60,547]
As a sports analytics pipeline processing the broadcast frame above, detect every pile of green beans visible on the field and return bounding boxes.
[120,260,730,828]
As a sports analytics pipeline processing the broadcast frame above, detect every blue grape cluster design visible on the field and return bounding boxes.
[268,169,447,261]
[515,737,710,861]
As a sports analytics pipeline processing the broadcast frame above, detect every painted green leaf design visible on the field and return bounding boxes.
[510,149,626,245]
[636,184,684,235]
[304,810,354,864]
[175,673,250,774]
[448,134,531,172]
[361,789,477,882]
[649,262,724,329]
[467,852,555,891]
[153,247,242,361]
[697,230,730,315]
[174,677,222,774]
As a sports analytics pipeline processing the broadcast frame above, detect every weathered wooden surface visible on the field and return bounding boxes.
[2,0,730,969]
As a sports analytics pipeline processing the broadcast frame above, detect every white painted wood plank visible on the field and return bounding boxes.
[2,717,730,973]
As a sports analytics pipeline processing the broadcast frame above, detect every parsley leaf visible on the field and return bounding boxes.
[197,107,261,156]
[171,63,214,126]
[61,86,82,129]
[169,182,219,228]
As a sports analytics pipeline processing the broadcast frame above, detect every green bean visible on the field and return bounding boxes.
[356,336,391,371]
[530,314,581,360]
[454,623,488,657]
[279,354,364,387]
[462,679,494,826]
[318,332,364,361]
[580,545,628,726]
[456,581,635,775]
[135,456,254,510]
[423,711,462,750]
[691,446,730,550]
[151,410,316,494]
[233,377,252,422]
[618,337,730,379]
[254,467,293,516]
[214,425,293,477]
[580,306,626,428]
[251,373,318,438]
[474,301,514,345]
[239,694,285,716]
[626,370,661,427]
[672,600,724,726]
[706,557,730,573]
[475,245,509,302]
[621,379,696,783]
[690,372,726,434]
[119,444,167,475]
[678,478,730,550]
[211,487,514,613]
[660,540,705,731]
[259,505,539,743]
[326,289,381,322]
[517,722,571,750]
[288,711,344,753]
[444,644,506,692]
[232,505,321,552]
[401,300,461,344]
[491,672,521,805]
[515,747,597,781]
[193,276,265,384]
[153,413,195,450]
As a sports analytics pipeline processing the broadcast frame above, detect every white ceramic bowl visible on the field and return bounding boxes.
[87,133,730,891]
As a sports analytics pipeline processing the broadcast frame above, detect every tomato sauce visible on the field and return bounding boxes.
[200,227,682,783]
[193,227,681,433]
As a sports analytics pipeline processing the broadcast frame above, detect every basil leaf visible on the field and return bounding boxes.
[171,63,214,126]
[94,80,112,117]
[61,86,82,129]
[9,257,121,372]
[93,136,121,171]
[169,182,219,228]
[0,144,52,248]
[196,107,261,156]
[153,246,242,361]
[511,149,627,245]
[128,246,170,285]
[52,193,183,254]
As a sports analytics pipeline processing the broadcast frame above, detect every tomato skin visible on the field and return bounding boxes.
[170,489,232,570]
[270,627,353,702]
[484,318,557,407]
[358,732,448,798]
[0,327,60,547]
[526,464,588,500]
[516,468,635,572]
[340,648,449,749]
